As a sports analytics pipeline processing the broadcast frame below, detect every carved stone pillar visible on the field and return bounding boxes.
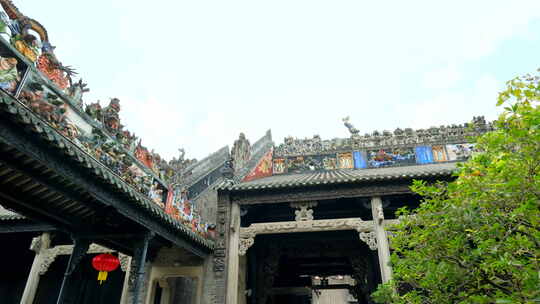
[20,233,51,304]
[214,190,232,304]
[226,202,241,304]
[371,197,392,283]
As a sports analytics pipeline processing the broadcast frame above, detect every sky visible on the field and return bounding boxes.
[14,1,540,160]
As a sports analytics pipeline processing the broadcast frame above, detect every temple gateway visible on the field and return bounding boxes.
[0,1,494,303]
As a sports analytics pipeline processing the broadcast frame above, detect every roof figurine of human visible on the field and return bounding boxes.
[0,56,18,92]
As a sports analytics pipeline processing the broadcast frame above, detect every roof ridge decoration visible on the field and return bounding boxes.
[275,116,493,157]
[0,2,215,243]
[231,133,251,175]
[235,130,273,181]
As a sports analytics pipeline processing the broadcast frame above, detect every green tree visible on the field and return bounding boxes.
[372,70,540,304]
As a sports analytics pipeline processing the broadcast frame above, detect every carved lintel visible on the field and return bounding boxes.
[359,232,377,250]
[290,201,318,221]
[241,218,372,238]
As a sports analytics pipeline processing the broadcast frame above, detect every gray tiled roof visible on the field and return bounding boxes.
[0,204,24,221]
[0,92,214,250]
[217,162,458,191]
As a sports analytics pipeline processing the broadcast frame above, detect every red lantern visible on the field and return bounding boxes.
[92,253,120,284]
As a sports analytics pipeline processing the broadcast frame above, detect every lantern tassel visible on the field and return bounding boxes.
[97,271,108,284]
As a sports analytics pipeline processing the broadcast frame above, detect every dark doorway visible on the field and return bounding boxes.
[0,232,36,304]
[34,253,125,304]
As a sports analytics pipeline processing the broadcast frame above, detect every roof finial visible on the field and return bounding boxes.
[342,116,360,135]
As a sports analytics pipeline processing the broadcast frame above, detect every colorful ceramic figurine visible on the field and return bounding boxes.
[0,56,18,92]
[103,98,121,134]
[12,34,39,62]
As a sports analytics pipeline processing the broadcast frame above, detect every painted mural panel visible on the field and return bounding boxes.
[367,148,416,168]
[338,152,354,169]
[273,158,286,174]
[243,150,273,182]
[287,156,308,173]
[432,145,448,162]
[415,146,434,164]
[320,154,338,170]
[446,144,475,161]
[353,151,368,169]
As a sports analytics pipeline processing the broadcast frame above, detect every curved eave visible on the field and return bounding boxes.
[0,92,214,250]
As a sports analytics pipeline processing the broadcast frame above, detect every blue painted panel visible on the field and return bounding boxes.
[416,146,434,164]
[353,151,367,169]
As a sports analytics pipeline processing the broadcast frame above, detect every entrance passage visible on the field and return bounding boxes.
[246,231,381,304]
[34,254,125,304]
[0,232,35,304]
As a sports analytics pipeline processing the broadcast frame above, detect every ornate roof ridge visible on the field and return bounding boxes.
[275,116,493,157]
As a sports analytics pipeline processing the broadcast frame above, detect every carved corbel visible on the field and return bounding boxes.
[38,249,58,275]
[119,253,131,272]
[359,232,377,250]
[239,232,256,256]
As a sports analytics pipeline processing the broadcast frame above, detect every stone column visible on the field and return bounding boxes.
[128,232,154,304]
[119,256,132,304]
[20,233,51,304]
[371,197,392,283]
[226,202,241,304]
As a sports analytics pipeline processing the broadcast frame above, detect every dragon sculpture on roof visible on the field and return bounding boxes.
[0,0,77,88]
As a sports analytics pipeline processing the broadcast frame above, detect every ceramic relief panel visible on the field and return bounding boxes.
[273,158,286,174]
[243,150,273,182]
[367,148,416,168]
[431,145,448,162]
[446,144,475,161]
[320,154,338,170]
[337,152,354,169]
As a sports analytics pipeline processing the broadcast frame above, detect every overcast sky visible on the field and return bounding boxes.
[15,1,540,160]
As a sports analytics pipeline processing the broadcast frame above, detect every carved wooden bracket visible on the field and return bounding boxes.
[358,232,377,250]
[38,243,128,275]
